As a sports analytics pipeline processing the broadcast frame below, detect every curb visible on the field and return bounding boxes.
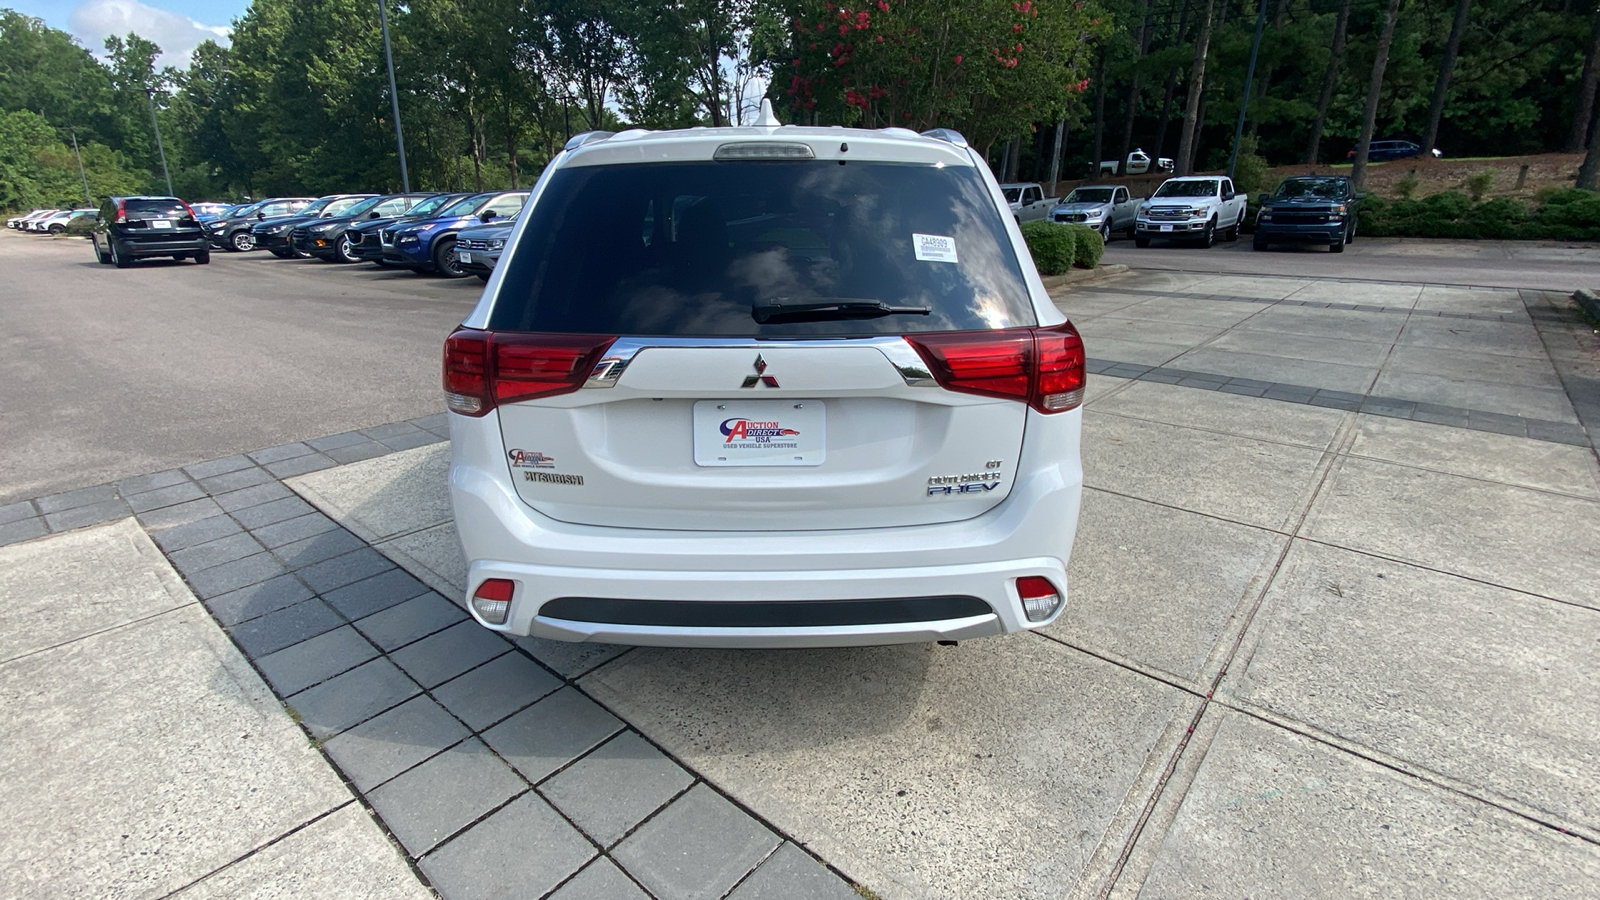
[1575,288,1600,323]
[1041,264,1129,290]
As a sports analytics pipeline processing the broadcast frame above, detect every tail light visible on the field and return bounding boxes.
[1016,575,1063,621]
[114,199,127,224]
[443,329,616,416]
[906,323,1085,413]
[470,578,515,624]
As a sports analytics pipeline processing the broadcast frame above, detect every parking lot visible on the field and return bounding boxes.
[3,229,1599,898]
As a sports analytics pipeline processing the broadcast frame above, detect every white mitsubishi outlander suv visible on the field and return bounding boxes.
[444,103,1085,648]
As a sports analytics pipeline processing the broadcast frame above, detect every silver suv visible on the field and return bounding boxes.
[444,104,1086,648]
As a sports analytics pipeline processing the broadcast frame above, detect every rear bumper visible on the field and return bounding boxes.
[448,406,1082,648]
[115,235,208,256]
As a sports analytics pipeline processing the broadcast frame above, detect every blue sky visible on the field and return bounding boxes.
[9,0,251,65]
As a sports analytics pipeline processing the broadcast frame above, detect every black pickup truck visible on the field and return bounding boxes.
[1252,176,1360,253]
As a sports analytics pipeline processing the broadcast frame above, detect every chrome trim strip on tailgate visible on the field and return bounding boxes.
[585,336,936,389]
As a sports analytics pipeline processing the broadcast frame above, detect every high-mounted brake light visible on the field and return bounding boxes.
[904,323,1085,413]
[443,329,617,416]
[714,142,815,160]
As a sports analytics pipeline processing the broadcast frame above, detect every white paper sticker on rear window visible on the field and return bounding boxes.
[913,233,958,263]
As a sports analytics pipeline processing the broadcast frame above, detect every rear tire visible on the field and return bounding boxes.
[195,247,211,265]
[1329,240,1345,253]
[94,240,111,264]
[433,237,467,278]
[111,240,131,268]
[1346,221,1356,243]
[230,231,254,252]
[48,225,64,235]
[1224,214,1241,241]
[269,248,293,259]
[1134,236,1151,248]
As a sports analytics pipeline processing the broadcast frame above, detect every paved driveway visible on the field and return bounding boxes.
[3,259,1597,898]
[1105,236,1600,291]
[261,271,1600,897]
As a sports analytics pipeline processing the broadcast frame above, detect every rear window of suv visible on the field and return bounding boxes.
[125,199,193,220]
[488,160,1036,337]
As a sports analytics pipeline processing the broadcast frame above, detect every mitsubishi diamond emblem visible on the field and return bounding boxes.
[741,355,780,388]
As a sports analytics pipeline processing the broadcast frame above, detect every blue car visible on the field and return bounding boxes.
[383,190,529,277]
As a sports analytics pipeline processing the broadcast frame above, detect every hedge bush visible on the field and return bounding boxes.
[1020,220,1076,275]
[1063,222,1104,268]
[1356,188,1600,241]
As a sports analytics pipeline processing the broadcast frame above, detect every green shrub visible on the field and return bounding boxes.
[1465,170,1494,202]
[1020,220,1076,275]
[1532,194,1600,240]
[63,217,96,237]
[1394,172,1421,200]
[1463,197,1529,240]
[1534,187,1596,207]
[1063,223,1104,268]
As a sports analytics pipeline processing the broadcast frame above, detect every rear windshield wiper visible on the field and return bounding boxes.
[752,298,932,324]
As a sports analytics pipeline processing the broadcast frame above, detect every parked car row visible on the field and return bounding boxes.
[7,208,100,234]
[63,189,529,280]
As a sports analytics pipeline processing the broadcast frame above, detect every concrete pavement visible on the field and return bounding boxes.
[1104,235,1600,292]
[0,518,429,899]
[2,265,1598,898]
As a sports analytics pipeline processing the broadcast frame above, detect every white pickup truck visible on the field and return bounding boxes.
[999,182,1054,223]
[1133,175,1249,248]
[1099,148,1174,176]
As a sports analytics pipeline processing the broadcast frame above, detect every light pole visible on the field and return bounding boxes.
[1227,0,1269,179]
[69,127,92,205]
[377,0,410,191]
[143,87,173,196]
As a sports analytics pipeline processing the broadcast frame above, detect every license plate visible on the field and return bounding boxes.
[457,251,472,263]
[693,400,824,467]
[151,219,172,229]
[1160,224,1173,232]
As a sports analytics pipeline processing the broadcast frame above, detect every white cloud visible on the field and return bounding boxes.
[68,0,230,68]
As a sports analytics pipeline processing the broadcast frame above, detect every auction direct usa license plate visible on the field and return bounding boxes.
[1160,224,1174,232]
[693,400,825,467]
[458,251,472,263]
[151,219,173,229]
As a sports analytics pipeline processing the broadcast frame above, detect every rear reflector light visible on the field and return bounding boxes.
[443,329,617,416]
[471,578,515,624]
[905,323,1086,413]
[1016,576,1063,622]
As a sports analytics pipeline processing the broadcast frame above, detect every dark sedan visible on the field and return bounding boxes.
[291,193,438,262]
[251,194,376,258]
[346,192,474,264]
[206,197,313,251]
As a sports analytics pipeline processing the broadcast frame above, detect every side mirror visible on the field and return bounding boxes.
[1256,193,1269,206]
[256,212,266,219]
[1222,191,1235,201]
[480,211,497,222]
[369,211,381,218]
[1354,192,1367,201]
